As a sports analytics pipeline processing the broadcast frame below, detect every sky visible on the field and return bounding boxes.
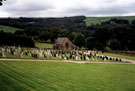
[0,0,135,17]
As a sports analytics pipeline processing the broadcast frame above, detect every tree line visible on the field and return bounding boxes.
[0,16,86,31]
[86,19,135,50]
[0,16,135,51]
[0,31,34,47]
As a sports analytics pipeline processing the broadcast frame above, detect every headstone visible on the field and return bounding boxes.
[2,52,5,57]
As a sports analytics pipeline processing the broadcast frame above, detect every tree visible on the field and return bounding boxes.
[0,0,2,6]
[0,0,6,6]
[0,31,34,47]
[85,37,95,50]
[127,40,135,50]
[39,31,50,41]
[132,20,135,25]
[73,33,85,48]
[108,39,121,50]
[50,28,60,42]
[94,27,111,45]
[24,27,40,36]
[58,29,70,37]
[95,42,105,51]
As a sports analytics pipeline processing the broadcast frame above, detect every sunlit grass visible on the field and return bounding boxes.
[0,25,22,33]
[35,42,53,49]
[0,61,135,91]
[85,16,135,26]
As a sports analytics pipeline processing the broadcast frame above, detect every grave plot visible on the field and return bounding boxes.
[0,46,125,62]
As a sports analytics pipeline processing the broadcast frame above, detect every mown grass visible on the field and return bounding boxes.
[98,52,135,60]
[0,25,22,33]
[0,61,135,91]
[85,16,135,26]
[35,42,53,49]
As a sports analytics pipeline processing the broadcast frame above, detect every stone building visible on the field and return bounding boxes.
[54,37,76,51]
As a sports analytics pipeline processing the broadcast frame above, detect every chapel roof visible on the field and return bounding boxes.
[55,37,67,44]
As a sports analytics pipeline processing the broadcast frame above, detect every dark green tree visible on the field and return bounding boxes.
[0,0,6,6]
[58,29,70,37]
[108,39,121,50]
[95,42,105,51]
[85,37,95,50]
[39,31,50,41]
[50,28,60,42]
[73,33,85,48]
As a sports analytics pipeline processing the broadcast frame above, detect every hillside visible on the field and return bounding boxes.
[0,25,22,33]
[85,16,135,26]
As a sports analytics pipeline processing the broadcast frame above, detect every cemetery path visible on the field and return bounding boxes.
[0,58,134,64]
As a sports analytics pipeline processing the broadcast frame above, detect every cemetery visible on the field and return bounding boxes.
[0,46,127,63]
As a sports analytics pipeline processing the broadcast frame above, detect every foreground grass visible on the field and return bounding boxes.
[0,25,22,33]
[98,52,135,60]
[35,42,53,48]
[0,61,135,91]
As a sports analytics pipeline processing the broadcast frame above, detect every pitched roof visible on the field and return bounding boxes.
[55,37,67,44]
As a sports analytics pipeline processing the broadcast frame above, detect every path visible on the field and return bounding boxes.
[0,58,134,64]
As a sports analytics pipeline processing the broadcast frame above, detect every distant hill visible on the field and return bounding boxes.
[85,16,135,26]
[0,16,86,31]
[0,25,22,33]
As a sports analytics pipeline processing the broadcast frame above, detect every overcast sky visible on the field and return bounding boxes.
[0,0,135,17]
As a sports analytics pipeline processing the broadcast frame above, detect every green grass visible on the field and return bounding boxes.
[0,25,22,33]
[35,42,53,48]
[85,16,135,26]
[98,52,135,60]
[0,61,135,91]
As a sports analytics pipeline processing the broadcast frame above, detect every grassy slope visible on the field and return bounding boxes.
[85,16,135,26]
[0,61,135,91]
[0,25,21,33]
[35,42,53,49]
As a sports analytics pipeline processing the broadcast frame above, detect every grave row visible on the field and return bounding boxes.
[0,46,124,62]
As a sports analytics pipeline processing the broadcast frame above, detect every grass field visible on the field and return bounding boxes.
[35,42,53,49]
[85,16,135,26]
[0,61,135,91]
[98,52,135,60]
[0,25,22,33]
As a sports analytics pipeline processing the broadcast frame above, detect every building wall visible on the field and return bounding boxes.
[62,39,76,50]
[54,38,76,51]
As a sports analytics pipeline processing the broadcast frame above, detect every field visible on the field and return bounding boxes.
[35,42,53,49]
[0,61,135,91]
[0,25,21,33]
[85,16,135,26]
